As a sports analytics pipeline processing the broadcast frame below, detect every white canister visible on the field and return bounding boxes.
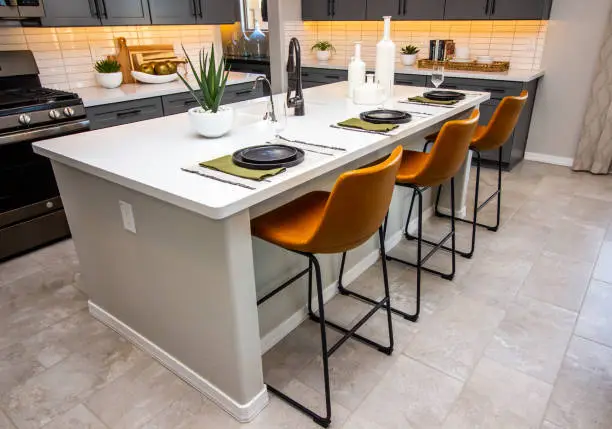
[348,42,366,98]
[375,16,396,99]
[455,46,470,60]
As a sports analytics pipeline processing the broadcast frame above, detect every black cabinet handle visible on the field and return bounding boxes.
[324,75,341,80]
[442,84,458,89]
[332,0,336,16]
[98,0,108,19]
[327,0,332,16]
[484,87,506,93]
[485,0,490,15]
[403,0,408,15]
[191,0,198,17]
[235,90,253,96]
[89,0,100,18]
[491,0,496,15]
[183,99,198,105]
[116,109,142,118]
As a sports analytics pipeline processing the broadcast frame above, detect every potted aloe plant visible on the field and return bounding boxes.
[311,41,335,63]
[94,58,122,89]
[179,44,232,138]
[400,45,420,66]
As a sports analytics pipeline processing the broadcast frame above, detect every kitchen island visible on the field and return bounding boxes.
[33,82,489,422]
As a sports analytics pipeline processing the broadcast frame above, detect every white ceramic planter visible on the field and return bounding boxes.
[400,54,417,66]
[95,72,123,89]
[188,106,234,138]
[316,50,331,63]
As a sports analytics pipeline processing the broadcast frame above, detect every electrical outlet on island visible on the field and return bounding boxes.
[119,200,136,234]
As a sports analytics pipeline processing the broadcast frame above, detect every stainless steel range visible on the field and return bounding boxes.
[0,50,89,261]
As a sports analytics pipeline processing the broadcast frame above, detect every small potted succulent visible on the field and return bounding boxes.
[179,44,232,138]
[400,45,420,67]
[94,58,123,89]
[311,41,335,63]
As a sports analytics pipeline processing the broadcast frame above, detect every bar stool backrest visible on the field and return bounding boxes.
[417,110,480,187]
[307,146,403,254]
[472,90,529,152]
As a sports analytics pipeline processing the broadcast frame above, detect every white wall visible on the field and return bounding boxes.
[526,0,612,163]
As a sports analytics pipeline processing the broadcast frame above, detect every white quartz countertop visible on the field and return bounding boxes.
[34,83,489,220]
[304,63,544,82]
[77,71,263,107]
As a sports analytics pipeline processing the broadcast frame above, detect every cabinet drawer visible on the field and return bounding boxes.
[162,91,201,116]
[395,74,427,87]
[301,68,348,84]
[87,98,164,130]
[221,83,263,105]
[426,77,523,99]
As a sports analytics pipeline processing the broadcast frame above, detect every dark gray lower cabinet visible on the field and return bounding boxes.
[87,98,164,130]
[301,68,348,88]
[426,76,539,170]
[395,73,427,87]
[161,83,263,116]
[41,0,102,26]
[149,0,197,24]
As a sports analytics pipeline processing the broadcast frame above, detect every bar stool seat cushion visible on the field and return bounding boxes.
[252,191,330,253]
[396,150,430,185]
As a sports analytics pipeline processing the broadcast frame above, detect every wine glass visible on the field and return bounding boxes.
[431,65,445,89]
[269,94,287,142]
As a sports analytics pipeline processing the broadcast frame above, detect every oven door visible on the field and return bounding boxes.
[0,119,90,228]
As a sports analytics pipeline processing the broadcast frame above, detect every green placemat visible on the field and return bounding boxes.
[408,96,458,105]
[199,155,285,181]
[337,118,399,132]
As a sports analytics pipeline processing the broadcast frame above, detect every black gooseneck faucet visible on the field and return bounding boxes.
[286,37,305,116]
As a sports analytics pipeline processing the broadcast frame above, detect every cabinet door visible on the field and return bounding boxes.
[366,0,402,20]
[405,0,445,20]
[490,0,545,20]
[443,0,490,20]
[331,0,367,20]
[100,0,151,25]
[87,98,164,130]
[200,0,238,24]
[41,0,102,26]
[303,0,332,21]
[149,0,197,24]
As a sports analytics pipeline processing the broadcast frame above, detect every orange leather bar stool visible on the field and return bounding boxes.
[337,111,480,322]
[429,91,528,258]
[251,146,403,428]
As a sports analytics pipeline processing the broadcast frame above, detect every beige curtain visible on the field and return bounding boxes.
[573,7,612,174]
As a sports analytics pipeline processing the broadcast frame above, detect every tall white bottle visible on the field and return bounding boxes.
[348,42,366,98]
[375,16,396,99]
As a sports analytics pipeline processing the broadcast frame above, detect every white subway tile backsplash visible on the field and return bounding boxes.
[0,25,219,90]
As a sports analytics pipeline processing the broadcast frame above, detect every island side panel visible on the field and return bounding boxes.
[51,162,267,418]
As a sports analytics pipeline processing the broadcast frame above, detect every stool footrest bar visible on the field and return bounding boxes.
[257,267,311,306]
[266,384,331,428]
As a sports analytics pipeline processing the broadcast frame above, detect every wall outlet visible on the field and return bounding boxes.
[119,200,136,234]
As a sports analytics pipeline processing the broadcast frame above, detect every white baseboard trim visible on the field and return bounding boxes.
[524,152,574,167]
[89,301,268,423]
[259,229,404,354]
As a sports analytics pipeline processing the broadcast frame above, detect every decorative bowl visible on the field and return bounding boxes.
[131,71,179,84]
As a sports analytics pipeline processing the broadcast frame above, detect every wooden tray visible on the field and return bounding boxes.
[417,59,510,73]
[115,37,185,83]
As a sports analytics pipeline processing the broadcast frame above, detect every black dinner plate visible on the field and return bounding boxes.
[359,109,412,124]
[232,145,305,170]
[239,144,298,164]
[422,90,466,101]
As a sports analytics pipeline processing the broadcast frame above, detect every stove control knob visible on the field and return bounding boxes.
[49,109,61,119]
[18,114,31,125]
[63,107,75,117]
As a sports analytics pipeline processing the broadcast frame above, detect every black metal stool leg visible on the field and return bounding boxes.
[404,190,418,240]
[378,226,395,350]
[490,146,503,232]
[307,258,314,316]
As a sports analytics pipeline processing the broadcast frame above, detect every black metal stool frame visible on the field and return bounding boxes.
[337,179,456,323]
[257,226,394,428]
[431,145,503,258]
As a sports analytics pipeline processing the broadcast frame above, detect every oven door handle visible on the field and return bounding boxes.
[0,120,90,146]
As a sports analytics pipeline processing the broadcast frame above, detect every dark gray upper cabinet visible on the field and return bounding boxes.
[200,0,238,24]
[443,0,489,20]
[490,0,547,20]
[332,0,367,21]
[99,0,151,25]
[403,0,445,20]
[149,0,197,24]
[41,0,103,26]
[366,0,403,20]
[303,0,332,21]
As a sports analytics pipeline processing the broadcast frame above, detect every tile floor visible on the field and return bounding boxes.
[1,161,611,429]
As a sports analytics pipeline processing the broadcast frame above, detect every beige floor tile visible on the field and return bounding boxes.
[484,218,553,260]
[541,421,565,429]
[563,196,612,229]
[43,404,107,429]
[139,388,241,429]
[512,194,573,228]
[341,414,390,429]
[575,280,612,348]
[606,224,612,241]
[250,380,350,429]
[544,220,605,263]
[2,354,104,429]
[442,358,552,429]
[0,342,45,398]
[0,254,42,287]
[484,296,576,383]
[520,251,593,312]
[86,361,193,429]
[404,295,505,380]
[593,241,612,283]
[354,355,463,428]
[0,410,16,429]
[578,173,612,203]
[545,336,612,429]
[458,251,533,309]
[533,176,583,199]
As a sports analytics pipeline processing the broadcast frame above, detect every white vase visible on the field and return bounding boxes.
[400,54,417,67]
[188,106,234,138]
[95,72,123,89]
[375,16,396,98]
[316,50,331,63]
